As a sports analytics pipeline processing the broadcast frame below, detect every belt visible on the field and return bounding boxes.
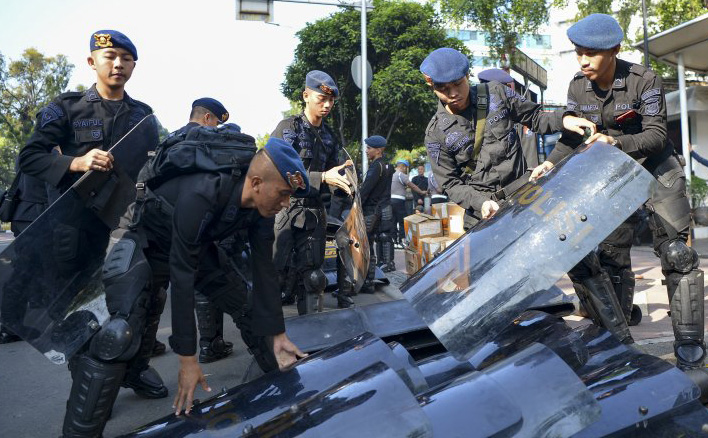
[432,194,447,199]
[391,194,406,200]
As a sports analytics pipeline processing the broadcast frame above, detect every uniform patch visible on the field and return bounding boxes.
[580,104,599,112]
[427,142,441,164]
[281,129,297,145]
[86,89,100,101]
[445,131,462,148]
[641,88,661,102]
[590,114,600,124]
[489,94,502,113]
[73,118,103,129]
[612,78,624,88]
[504,87,526,102]
[645,102,660,116]
[39,102,65,128]
[91,130,102,140]
[615,103,633,111]
[567,100,577,112]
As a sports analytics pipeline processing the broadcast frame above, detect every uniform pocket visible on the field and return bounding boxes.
[74,128,104,143]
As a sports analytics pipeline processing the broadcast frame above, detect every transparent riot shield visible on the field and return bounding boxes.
[403,142,656,361]
[335,165,370,294]
[0,114,160,364]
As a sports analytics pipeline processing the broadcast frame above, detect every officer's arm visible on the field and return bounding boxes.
[248,216,286,336]
[167,190,215,357]
[426,129,487,213]
[546,87,585,165]
[614,75,667,159]
[18,101,75,187]
[503,83,564,135]
[359,161,381,205]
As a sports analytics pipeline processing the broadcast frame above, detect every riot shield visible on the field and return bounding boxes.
[335,165,370,293]
[403,142,655,361]
[0,114,159,364]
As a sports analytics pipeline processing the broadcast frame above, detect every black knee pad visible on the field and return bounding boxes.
[89,317,135,361]
[660,240,699,273]
[303,268,326,293]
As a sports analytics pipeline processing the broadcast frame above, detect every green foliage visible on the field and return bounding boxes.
[688,175,708,207]
[255,133,270,150]
[0,48,73,186]
[282,0,466,151]
[439,0,552,61]
[392,145,427,166]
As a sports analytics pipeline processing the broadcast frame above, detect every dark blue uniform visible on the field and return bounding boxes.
[360,156,396,279]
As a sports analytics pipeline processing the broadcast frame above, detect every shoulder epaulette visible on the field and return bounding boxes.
[57,91,84,100]
[573,71,584,79]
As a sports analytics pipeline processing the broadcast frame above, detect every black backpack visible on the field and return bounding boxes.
[140,123,257,191]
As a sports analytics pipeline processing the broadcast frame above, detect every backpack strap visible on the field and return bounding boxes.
[473,83,488,160]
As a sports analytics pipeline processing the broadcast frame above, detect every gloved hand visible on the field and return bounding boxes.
[322,160,354,196]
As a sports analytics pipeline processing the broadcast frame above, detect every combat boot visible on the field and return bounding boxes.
[199,336,234,364]
[122,366,168,399]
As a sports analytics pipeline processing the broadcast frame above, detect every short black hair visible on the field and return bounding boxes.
[189,105,214,121]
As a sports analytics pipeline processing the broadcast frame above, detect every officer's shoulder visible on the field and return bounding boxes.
[572,71,585,81]
[627,61,657,80]
[55,90,84,101]
[131,99,153,114]
[275,116,299,130]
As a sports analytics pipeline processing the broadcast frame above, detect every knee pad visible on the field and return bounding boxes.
[89,317,135,361]
[103,235,152,316]
[660,240,699,273]
[381,205,393,222]
[303,268,326,293]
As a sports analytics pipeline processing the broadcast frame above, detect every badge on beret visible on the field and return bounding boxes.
[286,171,306,191]
[319,84,334,95]
[221,112,229,122]
[94,33,113,48]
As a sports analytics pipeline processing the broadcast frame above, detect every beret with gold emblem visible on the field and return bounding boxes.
[264,137,310,196]
[305,70,339,98]
[192,97,229,124]
[90,30,138,60]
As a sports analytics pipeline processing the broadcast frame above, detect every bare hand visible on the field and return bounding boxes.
[69,148,114,172]
[173,355,211,416]
[481,200,499,220]
[584,132,617,145]
[530,161,554,182]
[322,161,354,196]
[562,115,596,137]
[272,332,308,370]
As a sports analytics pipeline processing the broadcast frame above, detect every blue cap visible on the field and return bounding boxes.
[365,135,386,149]
[193,98,229,123]
[420,48,470,84]
[478,68,513,84]
[567,14,624,50]
[90,30,138,60]
[305,70,339,98]
[396,159,410,167]
[264,138,310,196]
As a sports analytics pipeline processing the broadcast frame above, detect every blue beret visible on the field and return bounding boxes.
[478,68,514,84]
[306,70,339,98]
[420,48,470,84]
[396,159,409,167]
[567,14,624,50]
[264,138,310,196]
[365,135,386,149]
[193,98,229,123]
[90,30,138,60]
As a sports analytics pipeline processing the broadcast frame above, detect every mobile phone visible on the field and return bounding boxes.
[615,109,638,125]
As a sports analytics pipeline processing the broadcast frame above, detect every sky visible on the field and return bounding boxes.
[0,0,344,136]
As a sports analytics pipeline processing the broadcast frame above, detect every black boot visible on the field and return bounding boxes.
[151,340,166,357]
[122,366,168,399]
[63,355,125,438]
[0,326,21,344]
[199,336,234,364]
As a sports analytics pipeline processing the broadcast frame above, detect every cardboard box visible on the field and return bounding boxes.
[432,203,466,238]
[404,248,422,275]
[420,236,455,265]
[404,213,443,252]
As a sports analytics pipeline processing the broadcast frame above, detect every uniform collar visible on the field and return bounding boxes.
[85,83,135,105]
[584,59,629,91]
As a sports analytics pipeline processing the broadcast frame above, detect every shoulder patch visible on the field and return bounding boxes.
[426,141,441,164]
[39,102,65,128]
[641,88,661,103]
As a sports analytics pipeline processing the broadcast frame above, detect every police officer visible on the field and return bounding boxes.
[531,14,706,369]
[271,71,353,312]
[16,31,163,398]
[163,98,235,363]
[420,48,595,229]
[61,138,308,437]
[360,135,396,287]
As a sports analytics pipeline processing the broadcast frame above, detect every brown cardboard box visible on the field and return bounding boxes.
[432,203,466,238]
[404,248,422,275]
[404,213,443,252]
[420,236,455,265]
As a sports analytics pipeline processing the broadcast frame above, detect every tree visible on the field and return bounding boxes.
[438,0,560,63]
[0,48,73,185]
[281,0,466,154]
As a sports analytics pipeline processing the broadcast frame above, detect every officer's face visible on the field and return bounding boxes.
[575,46,619,82]
[365,146,381,161]
[303,89,336,118]
[88,48,135,89]
[252,176,293,217]
[431,75,470,114]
